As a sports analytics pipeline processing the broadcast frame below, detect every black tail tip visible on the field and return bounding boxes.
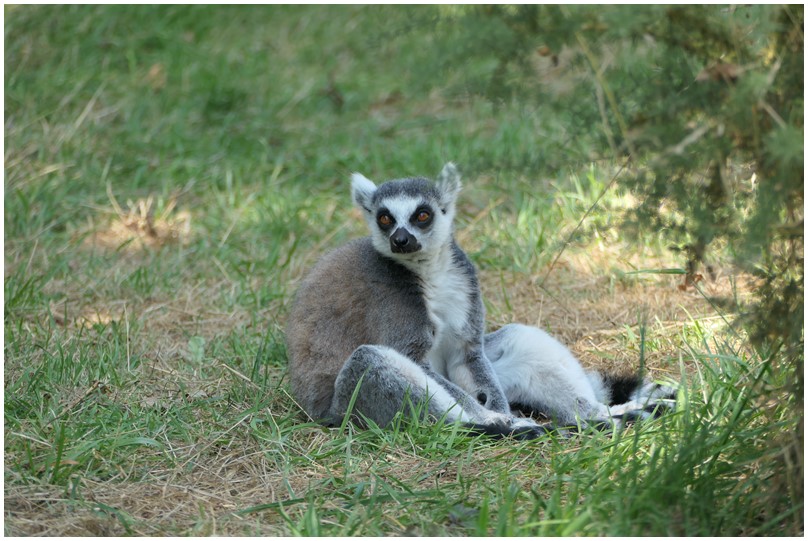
[601,372,644,405]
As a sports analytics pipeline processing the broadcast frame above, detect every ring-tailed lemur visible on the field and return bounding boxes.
[286,163,675,439]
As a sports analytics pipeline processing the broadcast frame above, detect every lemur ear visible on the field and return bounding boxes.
[436,162,462,208]
[351,173,377,213]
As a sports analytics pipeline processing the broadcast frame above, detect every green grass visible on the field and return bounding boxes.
[5,5,802,536]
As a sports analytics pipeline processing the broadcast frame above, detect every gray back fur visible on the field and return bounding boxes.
[286,237,434,421]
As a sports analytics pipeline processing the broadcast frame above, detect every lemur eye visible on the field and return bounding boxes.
[416,210,431,223]
[378,214,393,227]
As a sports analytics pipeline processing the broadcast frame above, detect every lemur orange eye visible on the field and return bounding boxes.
[416,211,430,223]
[378,214,393,227]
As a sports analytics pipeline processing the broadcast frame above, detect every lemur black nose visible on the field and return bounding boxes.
[390,228,420,253]
[392,229,410,247]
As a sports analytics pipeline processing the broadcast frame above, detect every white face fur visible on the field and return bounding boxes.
[351,163,461,264]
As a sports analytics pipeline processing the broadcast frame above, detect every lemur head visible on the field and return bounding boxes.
[351,162,461,262]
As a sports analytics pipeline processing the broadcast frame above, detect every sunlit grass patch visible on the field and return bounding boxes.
[86,192,191,252]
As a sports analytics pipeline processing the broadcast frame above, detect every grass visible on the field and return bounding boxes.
[5,5,802,536]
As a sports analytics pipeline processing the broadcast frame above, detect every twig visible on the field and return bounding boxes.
[220,361,261,390]
[667,124,710,156]
[179,414,251,470]
[10,431,53,448]
[575,32,636,158]
[758,100,787,129]
[106,181,125,218]
[538,158,631,291]
[46,380,108,427]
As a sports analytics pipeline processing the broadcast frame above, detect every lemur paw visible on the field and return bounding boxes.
[508,416,554,440]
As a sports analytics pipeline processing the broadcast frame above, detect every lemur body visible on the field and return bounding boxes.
[286,164,674,438]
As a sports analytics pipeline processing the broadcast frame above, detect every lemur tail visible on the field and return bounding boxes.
[601,372,678,410]
[510,371,678,431]
[596,371,678,428]
[600,372,645,405]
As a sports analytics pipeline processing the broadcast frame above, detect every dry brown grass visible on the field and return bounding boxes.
[7,416,549,535]
[85,189,192,253]
[482,241,754,377]
[6,444,301,535]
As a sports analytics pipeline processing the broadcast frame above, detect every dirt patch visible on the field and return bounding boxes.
[83,190,191,253]
[481,241,754,377]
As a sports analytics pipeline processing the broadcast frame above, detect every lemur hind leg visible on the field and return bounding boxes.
[485,324,676,429]
[329,345,546,439]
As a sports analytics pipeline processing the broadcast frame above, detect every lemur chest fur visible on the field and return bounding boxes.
[417,255,473,378]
